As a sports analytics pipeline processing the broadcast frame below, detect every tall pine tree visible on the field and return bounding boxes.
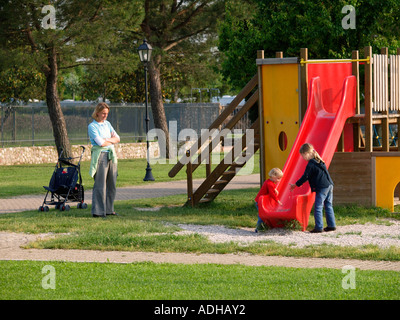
[139,0,227,158]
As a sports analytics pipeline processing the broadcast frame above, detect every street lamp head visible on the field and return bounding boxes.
[138,39,152,64]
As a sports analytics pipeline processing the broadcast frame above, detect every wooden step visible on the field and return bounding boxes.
[214,180,228,185]
[206,189,220,194]
[231,162,246,168]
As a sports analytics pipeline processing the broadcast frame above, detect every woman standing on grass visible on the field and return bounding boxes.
[88,102,120,218]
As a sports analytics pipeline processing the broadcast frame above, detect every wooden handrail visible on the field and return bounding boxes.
[188,88,259,174]
[190,119,260,205]
[168,74,258,178]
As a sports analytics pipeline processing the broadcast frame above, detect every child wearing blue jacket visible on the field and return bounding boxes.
[290,143,336,233]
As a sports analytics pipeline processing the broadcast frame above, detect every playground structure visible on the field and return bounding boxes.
[168,46,400,230]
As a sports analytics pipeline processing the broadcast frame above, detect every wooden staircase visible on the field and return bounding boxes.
[168,74,260,206]
[192,120,260,205]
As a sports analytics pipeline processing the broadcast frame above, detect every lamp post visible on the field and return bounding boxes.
[138,39,155,181]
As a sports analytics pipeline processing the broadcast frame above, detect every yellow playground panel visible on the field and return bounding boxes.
[259,59,300,173]
[374,155,400,212]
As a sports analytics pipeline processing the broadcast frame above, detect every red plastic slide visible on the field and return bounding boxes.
[258,75,356,231]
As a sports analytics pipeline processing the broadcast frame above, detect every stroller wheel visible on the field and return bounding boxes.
[78,202,88,209]
[38,206,44,212]
[44,206,49,212]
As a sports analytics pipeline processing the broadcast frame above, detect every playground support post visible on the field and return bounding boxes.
[186,150,194,207]
[300,48,308,120]
[397,48,400,149]
[352,50,361,151]
[380,47,390,152]
[364,46,373,152]
[257,50,265,185]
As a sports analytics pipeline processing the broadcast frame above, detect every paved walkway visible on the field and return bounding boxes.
[1,236,399,271]
[0,174,260,214]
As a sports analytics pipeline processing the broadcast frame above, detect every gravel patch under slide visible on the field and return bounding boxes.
[176,219,400,248]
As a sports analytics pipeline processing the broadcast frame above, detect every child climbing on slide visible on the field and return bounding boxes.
[254,168,283,232]
[289,143,337,233]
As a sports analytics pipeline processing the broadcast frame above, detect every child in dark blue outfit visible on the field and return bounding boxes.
[290,143,336,233]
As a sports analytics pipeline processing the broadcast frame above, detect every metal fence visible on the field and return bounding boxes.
[0,102,228,148]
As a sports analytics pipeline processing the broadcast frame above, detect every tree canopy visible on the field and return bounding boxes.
[219,0,400,90]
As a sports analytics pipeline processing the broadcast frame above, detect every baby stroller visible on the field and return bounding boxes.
[39,146,87,212]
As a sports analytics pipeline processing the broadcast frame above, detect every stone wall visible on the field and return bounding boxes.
[0,142,159,166]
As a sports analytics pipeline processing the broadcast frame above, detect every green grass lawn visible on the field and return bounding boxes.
[0,153,259,198]
[1,260,399,300]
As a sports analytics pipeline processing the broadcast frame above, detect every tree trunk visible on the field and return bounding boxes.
[45,47,72,158]
[148,60,171,158]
